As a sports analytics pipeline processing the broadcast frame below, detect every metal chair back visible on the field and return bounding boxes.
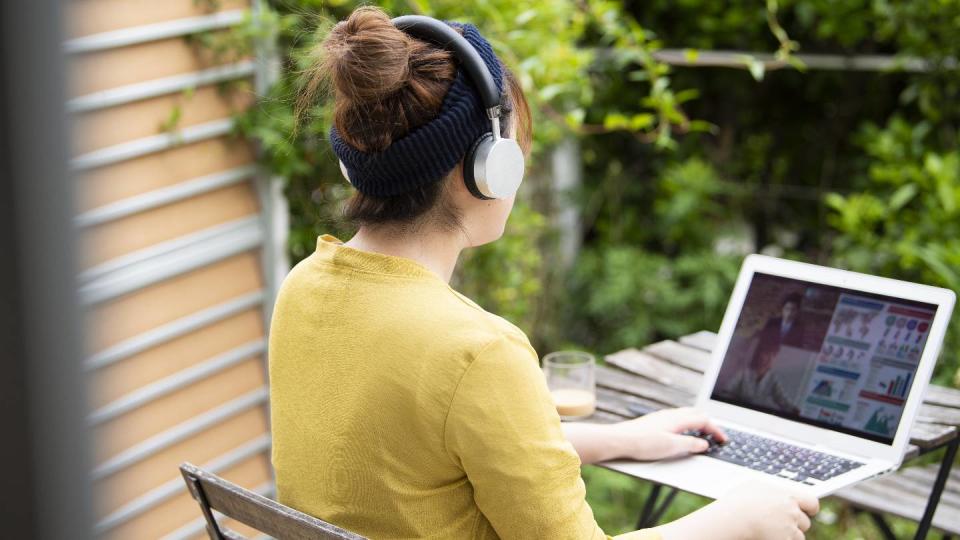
[180,462,367,540]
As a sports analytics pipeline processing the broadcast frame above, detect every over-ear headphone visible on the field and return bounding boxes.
[339,16,525,200]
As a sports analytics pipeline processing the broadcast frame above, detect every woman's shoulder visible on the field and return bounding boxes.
[445,288,532,346]
[274,251,536,359]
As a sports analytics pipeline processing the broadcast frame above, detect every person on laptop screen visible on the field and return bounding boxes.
[723,338,801,415]
[758,293,807,349]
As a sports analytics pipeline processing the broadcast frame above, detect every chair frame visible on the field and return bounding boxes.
[180,462,366,540]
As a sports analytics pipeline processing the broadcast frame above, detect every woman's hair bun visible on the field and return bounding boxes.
[305,6,458,153]
[323,7,412,101]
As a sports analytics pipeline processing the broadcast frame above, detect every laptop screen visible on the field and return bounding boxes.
[711,272,938,444]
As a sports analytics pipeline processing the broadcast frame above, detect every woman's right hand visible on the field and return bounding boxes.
[656,481,819,540]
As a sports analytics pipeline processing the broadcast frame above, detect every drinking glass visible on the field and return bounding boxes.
[543,351,596,420]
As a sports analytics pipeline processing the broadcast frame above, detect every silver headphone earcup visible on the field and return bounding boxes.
[469,136,525,199]
[338,160,352,185]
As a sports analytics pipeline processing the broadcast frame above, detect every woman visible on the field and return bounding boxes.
[269,7,818,540]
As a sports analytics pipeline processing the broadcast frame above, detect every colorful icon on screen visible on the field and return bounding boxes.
[883,315,896,337]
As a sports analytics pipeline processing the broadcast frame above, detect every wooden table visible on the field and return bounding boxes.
[586,330,960,539]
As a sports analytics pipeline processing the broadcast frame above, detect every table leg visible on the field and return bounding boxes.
[914,437,959,540]
[636,484,662,530]
[635,485,679,529]
[647,487,679,526]
[869,512,898,540]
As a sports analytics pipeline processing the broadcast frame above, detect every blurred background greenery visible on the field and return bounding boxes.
[221,0,959,537]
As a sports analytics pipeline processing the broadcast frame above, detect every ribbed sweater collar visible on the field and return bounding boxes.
[313,234,442,281]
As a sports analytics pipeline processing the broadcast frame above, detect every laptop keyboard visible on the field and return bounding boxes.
[693,427,864,485]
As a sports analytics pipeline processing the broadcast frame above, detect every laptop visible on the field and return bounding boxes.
[605,254,955,497]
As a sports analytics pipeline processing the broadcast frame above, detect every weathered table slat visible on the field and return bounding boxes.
[677,330,718,352]
[908,423,956,451]
[605,349,702,394]
[589,409,627,424]
[917,403,960,427]
[925,385,960,409]
[885,467,960,501]
[596,365,694,409]
[595,387,666,418]
[904,444,921,461]
[643,340,711,373]
[835,468,960,535]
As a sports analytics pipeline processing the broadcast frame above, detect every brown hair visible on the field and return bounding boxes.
[298,6,532,230]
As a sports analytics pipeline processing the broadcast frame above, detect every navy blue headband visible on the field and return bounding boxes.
[330,22,504,198]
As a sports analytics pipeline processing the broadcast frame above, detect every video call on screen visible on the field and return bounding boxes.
[711,272,938,444]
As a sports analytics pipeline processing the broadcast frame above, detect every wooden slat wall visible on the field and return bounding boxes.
[66,1,276,538]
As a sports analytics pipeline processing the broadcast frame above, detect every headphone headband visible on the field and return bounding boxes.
[334,16,523,200]
[391,15,502,111]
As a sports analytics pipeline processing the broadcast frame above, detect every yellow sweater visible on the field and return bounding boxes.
[269,235,659,540]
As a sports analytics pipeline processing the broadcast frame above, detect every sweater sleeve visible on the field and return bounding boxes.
[443,335,660,540]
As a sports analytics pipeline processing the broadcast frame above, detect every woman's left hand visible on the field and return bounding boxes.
[609,407,727,461]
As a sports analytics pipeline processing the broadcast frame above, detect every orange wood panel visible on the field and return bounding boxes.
[93,357,266,465]
[69,34,247,97]
[182,517,265,540]
[66,0,250,39]
[75,136,255,212]
[72,82,254,155]
[95,406,269,517]
[90,308,263,409]
[87,252,263,352]
[102,452,271,540]
[80,182,260,269]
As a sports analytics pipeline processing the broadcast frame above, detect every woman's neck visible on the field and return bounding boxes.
[345,226,466,283]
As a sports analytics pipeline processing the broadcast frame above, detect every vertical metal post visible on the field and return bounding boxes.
[251,0,289,332]
[914,437,959,540]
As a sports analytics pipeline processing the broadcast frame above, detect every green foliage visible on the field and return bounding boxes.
[570,246,740,353]
[567,155,748,354]
[826,116,960,384]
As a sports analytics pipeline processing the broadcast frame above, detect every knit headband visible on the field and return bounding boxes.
[330,22,504,198]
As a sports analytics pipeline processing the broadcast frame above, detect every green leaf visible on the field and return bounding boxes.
[688,120,718,134]
[629,113,655,130]
[603,113,629,130]
[515,9,537,25]
[915,246,960,291]
[825,193,846,211]
[888,183,918,211]
[538,83,567,101]
[674,88,700,104]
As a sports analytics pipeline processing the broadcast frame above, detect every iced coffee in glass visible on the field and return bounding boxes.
[543,351,596,420]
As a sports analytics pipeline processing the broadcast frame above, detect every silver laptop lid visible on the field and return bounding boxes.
[707,270,936,445]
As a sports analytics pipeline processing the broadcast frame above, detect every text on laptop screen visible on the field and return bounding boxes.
[711,272,938,444]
